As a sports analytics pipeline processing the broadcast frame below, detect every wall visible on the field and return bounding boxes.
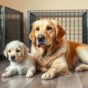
[0,0,88,12]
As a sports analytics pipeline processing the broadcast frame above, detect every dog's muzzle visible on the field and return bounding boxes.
[11,56,15,61]
[37,35,45,47]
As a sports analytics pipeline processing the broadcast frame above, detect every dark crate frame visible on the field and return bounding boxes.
[27,10,88,48]
[0,6,23,55]
[0,6,3,53]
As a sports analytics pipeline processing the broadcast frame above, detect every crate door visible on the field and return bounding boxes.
[27,12,37,48]
[5,7,23,45]
[82,11,88,44]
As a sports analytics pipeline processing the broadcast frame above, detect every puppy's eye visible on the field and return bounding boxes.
[36,27,40,31]
[46,26,52,31]
[8,50,11,53]
[16,50,20,53]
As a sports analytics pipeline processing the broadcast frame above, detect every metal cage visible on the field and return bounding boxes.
[0,6,23,55]
[27,10,88,48]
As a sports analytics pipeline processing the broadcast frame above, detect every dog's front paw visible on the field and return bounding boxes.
[5,66,10,71]
[2,72,11,78]
[26,71,34,77]
[42,71,55,80]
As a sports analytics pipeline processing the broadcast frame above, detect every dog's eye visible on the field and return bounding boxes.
[46,26,52,31]
[36,27,40,31]
[8,50,11,53]
[16,50,20,53]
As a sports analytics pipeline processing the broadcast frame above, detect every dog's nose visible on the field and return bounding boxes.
[37,35,45,43]
[11,56,15,60]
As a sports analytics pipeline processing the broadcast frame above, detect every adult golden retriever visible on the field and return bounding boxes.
[29,19,88,80]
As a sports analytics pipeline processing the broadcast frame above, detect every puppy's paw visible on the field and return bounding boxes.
[26,71,34,77]
[75,66,83,72]
[5,66,10,71]
[42,72,55,80]
[2,72,11,78]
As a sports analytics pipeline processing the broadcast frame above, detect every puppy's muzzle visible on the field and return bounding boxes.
[37,35,45,47]
[11,56,15,61]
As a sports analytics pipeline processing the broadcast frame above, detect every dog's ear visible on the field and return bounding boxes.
[29,24,36,44]
[3,48,8,58]
[55,24,65,43]
[22,44,29,55]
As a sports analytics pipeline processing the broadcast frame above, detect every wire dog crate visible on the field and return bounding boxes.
[0,6,23,55]
[27,10,88,48]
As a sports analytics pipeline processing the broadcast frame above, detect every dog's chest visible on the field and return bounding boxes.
[16,64,28,75]
[31,45,45,56]
[10,60,30,75]
[17,67,28,75]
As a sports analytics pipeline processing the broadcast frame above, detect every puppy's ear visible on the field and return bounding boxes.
[29,24,36,44]
[55,24,65,43]
[3,48,8,58]
[22,44,29,55]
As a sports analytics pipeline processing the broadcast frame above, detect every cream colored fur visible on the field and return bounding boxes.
[2,40,36,78]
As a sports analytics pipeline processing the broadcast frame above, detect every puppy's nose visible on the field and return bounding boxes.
[37,35,45,43]
[11,56,15,60]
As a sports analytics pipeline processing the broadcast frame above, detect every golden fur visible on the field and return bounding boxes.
[29,19,88,80]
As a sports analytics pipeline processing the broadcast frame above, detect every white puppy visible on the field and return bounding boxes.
[2,40,36,78]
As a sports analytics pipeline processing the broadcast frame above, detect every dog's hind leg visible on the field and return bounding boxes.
[76,46,88,64]
[75,64,88,72]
